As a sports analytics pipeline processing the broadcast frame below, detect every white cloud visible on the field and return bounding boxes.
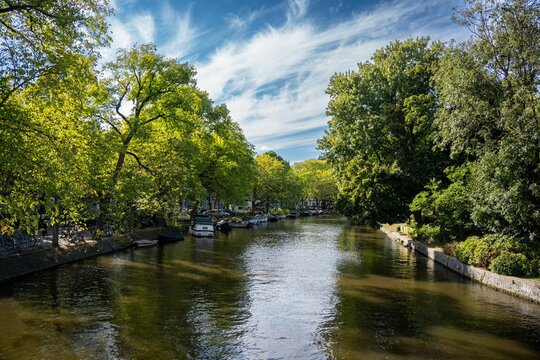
[159,3,198,59]
[286,0,310,23]
[99,2,198,63]
[195,0,469,158]
[225,10,261,31]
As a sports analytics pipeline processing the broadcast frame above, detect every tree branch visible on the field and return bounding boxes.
[126,151,153,174]
[140,113,165,126]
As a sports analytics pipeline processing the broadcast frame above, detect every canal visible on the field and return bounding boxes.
[1,216,539,359]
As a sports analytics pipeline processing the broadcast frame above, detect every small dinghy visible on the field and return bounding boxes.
[133,239,158,247]
[157,232,185,243]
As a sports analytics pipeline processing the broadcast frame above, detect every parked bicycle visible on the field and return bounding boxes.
[0,234,15,251]
[0,231,39,252]
[13,231,37,248]
[59,224,86,244]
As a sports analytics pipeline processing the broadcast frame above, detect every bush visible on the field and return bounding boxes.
[443,241,459,256]
[455,236,481,265]
[455,234,517,268]
[489,252,529,277]
[414,224,442,244]
[473,240,498,267]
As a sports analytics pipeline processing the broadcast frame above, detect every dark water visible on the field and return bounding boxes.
[1,217,539,359]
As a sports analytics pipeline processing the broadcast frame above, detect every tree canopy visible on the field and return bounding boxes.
[320,0,540,276]
[292,159,337,209]
[319,38,448,225]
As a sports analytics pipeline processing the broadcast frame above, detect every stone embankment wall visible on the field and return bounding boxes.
[0,239,130,283]
[380,227,540,303]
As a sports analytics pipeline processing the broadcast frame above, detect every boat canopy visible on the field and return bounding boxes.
[193,215,213,225]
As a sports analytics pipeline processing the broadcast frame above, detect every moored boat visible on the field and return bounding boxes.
[229,219,252,228]
[190,215,215,237]
[134,239,159,247]
[157,232,185,243]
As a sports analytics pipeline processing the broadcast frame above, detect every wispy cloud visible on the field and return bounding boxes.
[101,0,468,162]
[100,2,199,63]
[286,0,310,23]
[195,0,468,160]
[225,10,262,31]
[159,3,199,59]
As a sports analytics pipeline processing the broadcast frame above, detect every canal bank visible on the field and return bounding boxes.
[0,238,131,283]
[380,226,540,303]
[0,226,190,283]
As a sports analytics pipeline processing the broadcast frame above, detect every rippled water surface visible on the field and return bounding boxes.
[1,217,540,359]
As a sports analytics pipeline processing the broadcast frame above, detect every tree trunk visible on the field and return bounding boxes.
[94,137,132,237]
[252,189,256,213]
[52,222,59,248]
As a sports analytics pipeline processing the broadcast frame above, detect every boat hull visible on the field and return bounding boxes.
[134,239,158,247]
[229,222,251,228]
[157,233,185,243]
[189,228,214,237]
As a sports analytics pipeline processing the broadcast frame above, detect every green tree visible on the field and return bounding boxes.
[95,44,201,231]
[319,38,448,225]
[434,0,540,242]
[0,0,110,243]
[292,159,337,209]
[253,152,301,212]
[194,103,256,210]
[0,54,103,245]
[0,0,110,111]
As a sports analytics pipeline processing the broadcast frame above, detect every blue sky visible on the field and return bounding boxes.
[105,0,469,162]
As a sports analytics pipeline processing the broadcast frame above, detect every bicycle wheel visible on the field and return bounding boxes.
[2,236,15,251]
[26,234,37,247]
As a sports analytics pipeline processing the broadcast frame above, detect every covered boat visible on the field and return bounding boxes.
[157,232,185,243]
[190,216,215,237]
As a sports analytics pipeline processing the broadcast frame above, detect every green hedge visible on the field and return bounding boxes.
[489,252,529,277]
[455,235,538,277]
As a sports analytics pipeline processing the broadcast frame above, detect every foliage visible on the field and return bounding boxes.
[0,1,111,238]
[454,233,535,271]
[413,224,442,245]
[253,152,302,211]
[319,38,448,225]
[489,251,532,277]
[0,13,256,242]
[292,159,337,208]
[0,0,110,111]
[434,0,540,242]
[455,236,481,265]
[409,165,476,242]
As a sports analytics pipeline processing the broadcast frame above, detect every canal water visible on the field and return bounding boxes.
[1,216,539,359]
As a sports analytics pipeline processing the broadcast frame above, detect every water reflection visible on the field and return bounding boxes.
[0,217,539,359]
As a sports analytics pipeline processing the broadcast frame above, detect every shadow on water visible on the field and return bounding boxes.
[0,216,539,359]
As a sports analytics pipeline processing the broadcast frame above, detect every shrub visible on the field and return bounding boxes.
[443,241,459,257]
[455,236,481,265]
[414,224,442,244]
[473,240,499,267]
[489,252,529,277]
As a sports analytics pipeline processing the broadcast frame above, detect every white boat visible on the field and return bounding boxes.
[258,214,268,223]
[134,239,158,247]
[190,215,215,237]
[229,219,252,228]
